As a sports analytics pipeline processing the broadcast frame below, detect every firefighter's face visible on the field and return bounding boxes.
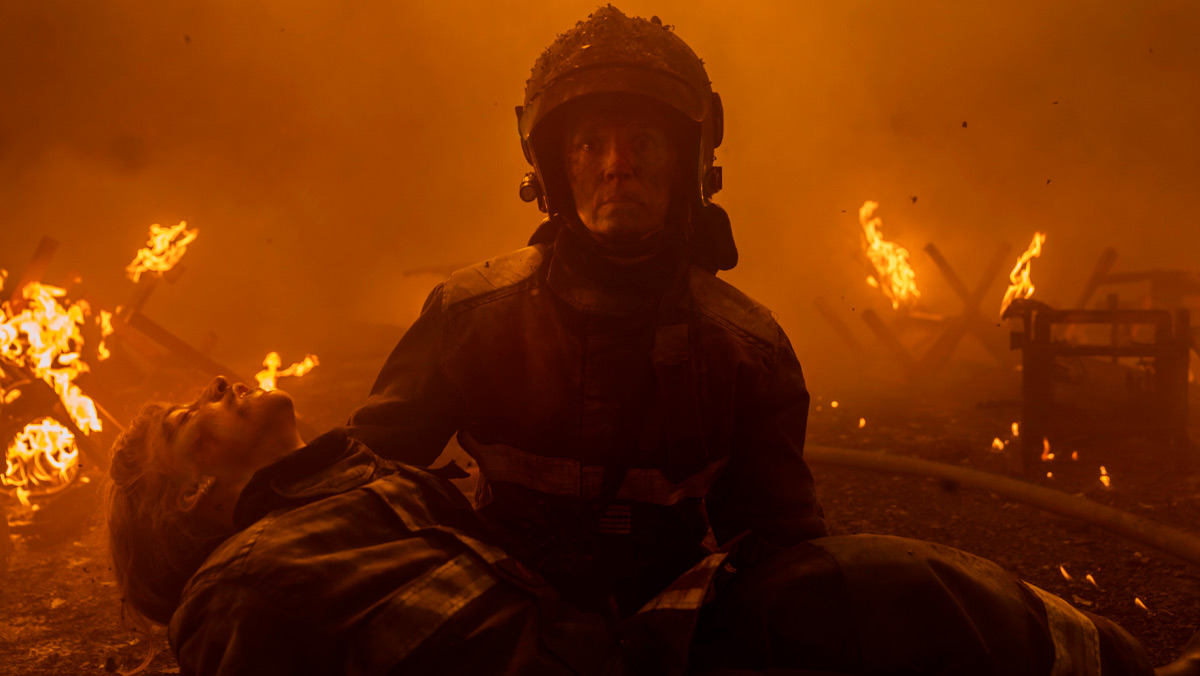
[564,103,678,249]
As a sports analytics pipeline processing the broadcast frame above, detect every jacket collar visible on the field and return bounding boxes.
[546,218,689,317]
[232,428,380,528]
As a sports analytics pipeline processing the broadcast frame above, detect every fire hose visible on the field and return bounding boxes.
[805,444,1200,569]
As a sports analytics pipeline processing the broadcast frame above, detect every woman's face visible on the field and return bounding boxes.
[153,376,304,522]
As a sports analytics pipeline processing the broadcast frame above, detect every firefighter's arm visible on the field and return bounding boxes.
[705,323,828,547]
[347,284,464,467]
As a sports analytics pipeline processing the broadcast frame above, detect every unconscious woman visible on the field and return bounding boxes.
[106,376,1200,676]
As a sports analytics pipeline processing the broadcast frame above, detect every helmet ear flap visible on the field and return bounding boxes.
[710,92,723,149]
[516,106,533,164]
[691,203,737,273]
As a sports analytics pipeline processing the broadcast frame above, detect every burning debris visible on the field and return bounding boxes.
[0,281,102,506]
[125,221,199,283]
[859,200,920,311]
[254,351,319,392]
[4,418,80,507]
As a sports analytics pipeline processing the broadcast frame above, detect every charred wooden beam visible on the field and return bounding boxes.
[7,236,59,301]
[918,242,1012,372]
[1075,247,1119,309]
[861,308,916,379]
[812,296,863,355]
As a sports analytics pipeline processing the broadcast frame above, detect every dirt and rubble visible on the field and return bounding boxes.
[2,350,1198,674]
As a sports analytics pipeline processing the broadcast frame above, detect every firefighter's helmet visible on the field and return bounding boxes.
[517,6,735,270]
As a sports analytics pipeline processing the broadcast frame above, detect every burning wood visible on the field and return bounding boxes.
[0,280,104,502]
[1000,232,1046,318]
[125,221,198,283]
[1,283,102,435]
[254,352,319,392]
[859,201,920,311]
[4,418,79,507]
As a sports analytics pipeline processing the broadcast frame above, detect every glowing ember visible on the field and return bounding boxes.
[990,437,1006,452]
[857,417,866,429]
[1040,437,1054,462]
[1059,565,1073,581]
[1086,573,1098,589]
[1011,422,1020,437]
[859,201,920,310]
[4,418,80,507]
[1046,472,1053,479]
[125,221,199,283]
[1135,598,1149,611]
[999,232,1046,318]
[831,401,839,409]
[1099,466,1111,488]
[1071,451,1079,461]
[255,351,319,392]
[96,310,114,361]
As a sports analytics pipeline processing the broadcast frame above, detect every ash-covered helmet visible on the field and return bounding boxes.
[517,6,735,270]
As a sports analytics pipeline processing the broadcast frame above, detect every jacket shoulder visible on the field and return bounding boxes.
[689,267,780,352]
[442,245,546,311]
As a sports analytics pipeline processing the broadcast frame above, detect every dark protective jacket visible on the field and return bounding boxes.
[348,223,826,612]
[169,429,730,676]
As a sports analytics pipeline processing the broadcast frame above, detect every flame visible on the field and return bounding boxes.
[1000,232,1046,318]
[990,437,1006,452]
[1059,565,1073,581]
[4,418,80,507]
[1041,437,1054,462]
[1099,466,1111,488]
[125,221,198,283]
[96,310,114,361]
[1,283,102,435]
[254,351,319,392]
[859,201,920,310]
[1012,422,1020,437]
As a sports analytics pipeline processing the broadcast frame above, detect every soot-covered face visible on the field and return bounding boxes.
[564,101,680,250]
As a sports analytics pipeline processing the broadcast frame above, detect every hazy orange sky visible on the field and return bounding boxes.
[2,1,1197,387]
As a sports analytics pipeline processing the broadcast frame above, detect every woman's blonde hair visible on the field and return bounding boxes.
[105,402,232,627]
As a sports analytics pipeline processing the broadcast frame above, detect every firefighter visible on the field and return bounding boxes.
[348,5,826,619]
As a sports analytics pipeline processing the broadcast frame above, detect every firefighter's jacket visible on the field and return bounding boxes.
[348,223,827,611]
[169,428,725,676]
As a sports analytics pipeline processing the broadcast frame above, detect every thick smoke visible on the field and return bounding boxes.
[2,0,1197,388]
